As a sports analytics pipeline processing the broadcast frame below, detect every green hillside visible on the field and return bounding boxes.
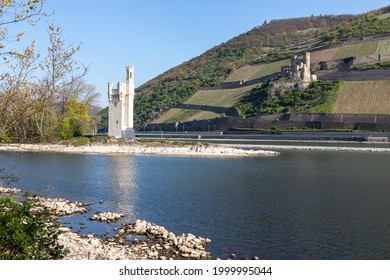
[134,6,390,129]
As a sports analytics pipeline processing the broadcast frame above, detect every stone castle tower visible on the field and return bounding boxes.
[281,52,317,82]
[107,66,135,139]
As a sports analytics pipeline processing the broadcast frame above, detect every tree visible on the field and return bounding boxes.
[0,42,41,141]
[57,79,100,118]
[32,24,89,139]
[59,98,90,139]
[0,0,45,60]
[1,1,96,143]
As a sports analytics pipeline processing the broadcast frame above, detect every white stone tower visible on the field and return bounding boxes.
[108,66,135,139]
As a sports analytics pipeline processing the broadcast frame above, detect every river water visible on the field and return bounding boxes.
[1,146,389,259]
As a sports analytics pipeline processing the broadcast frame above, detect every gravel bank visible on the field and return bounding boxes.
[0,142,279,157]
[226,144,390,153]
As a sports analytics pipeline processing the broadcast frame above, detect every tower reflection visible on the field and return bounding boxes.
[105,155,138,222]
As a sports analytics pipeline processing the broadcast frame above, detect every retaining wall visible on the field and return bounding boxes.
[146,113,390,132]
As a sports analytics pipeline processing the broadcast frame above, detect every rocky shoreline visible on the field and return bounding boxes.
[58,220,212,260]
[0,142,279,157]
[0,186,212,260]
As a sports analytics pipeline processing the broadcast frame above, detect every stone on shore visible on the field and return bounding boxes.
[30,196,88,217]
[58,220,212,260]
[0,186,22,194]
[119,219,212,260]
[90,212,124,223]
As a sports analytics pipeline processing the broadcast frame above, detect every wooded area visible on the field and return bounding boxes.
[0,1,100,142]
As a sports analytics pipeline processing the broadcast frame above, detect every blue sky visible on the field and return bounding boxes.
[12,0,390,107]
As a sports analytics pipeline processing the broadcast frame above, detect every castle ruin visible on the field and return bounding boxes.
[281,52,317,82]
[107,66,135,139]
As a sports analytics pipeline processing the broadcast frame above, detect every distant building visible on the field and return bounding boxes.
[281,52,317,82]
[107,66,135,139]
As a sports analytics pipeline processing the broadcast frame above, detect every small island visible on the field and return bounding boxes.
[0,140,280,157]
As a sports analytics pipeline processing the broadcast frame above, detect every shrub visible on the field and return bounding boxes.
[0,194,68,260]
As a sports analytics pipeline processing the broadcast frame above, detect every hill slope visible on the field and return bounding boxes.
[134,6,390,129]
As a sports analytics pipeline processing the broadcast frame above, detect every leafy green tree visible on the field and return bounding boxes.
[60,98,90,138]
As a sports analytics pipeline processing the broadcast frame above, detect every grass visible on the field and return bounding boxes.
[224,60,289,82]
[333,81,390,114]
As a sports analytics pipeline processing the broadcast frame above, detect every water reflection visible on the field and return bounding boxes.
[105,155,138,222]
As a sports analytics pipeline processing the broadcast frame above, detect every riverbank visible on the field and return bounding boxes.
[225,143,390,153]
[0,142,279,157]
[0,186,212,260]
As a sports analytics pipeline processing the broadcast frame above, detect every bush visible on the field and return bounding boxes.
[0,194,68,260]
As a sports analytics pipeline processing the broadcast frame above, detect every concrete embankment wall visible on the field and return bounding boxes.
[146,113,390,132]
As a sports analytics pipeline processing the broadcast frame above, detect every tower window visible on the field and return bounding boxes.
[114,103,117,107]
[116,120,119,124]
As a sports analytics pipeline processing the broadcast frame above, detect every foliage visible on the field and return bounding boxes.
[96,107,108,133]
[0,22,95,142]
[353,61,390,70]
[325,12,390,43]
[235,80,342,117]
[0,194,68,260]
[59,98,90,139]
[319,61,329,70]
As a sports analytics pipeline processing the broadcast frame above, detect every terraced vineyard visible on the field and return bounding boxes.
[311,47,340,63]
[334,41,379,60]
[376,40,390,54]
[154,108,219,124]
[185,84,257,107]
[312,41,380,62]
[333,81,390,114]
[153,84,257,123]
[224,60,289,82]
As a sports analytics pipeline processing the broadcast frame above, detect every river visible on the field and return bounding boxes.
[1,145,389,259]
